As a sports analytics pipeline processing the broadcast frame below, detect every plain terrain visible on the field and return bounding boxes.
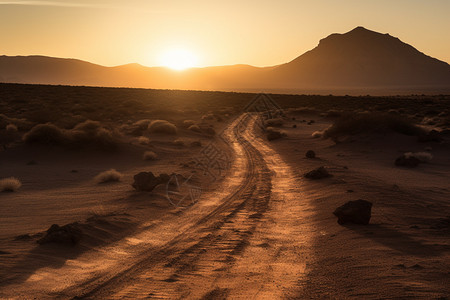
[0,83,449,299]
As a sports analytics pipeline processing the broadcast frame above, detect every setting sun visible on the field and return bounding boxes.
[159,48,198,70]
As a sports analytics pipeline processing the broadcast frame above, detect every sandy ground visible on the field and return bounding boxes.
[0,111,449,299]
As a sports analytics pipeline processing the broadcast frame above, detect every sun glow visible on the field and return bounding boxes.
[159,48,198,70]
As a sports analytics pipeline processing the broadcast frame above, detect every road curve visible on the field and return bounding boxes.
[7,114,314,299]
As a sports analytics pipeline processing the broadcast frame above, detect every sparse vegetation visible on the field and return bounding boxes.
[0,177,22,192]
[23,123,67,145]
[148,120,177,135]
[324,113,426,140]
[143,151,158,161]
[22,120,118,150]
[6,124,18,132]
[135,136,149,145]
[95,169,123,183]
[188,124,201,132]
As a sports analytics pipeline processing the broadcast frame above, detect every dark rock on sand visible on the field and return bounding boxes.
[305,150,316,158]
[132,172,162,191]
[304,166,331,179]
[395,154,420,167]
[333,199,373,225]
[37,223,83,245]
[267,130,285,141]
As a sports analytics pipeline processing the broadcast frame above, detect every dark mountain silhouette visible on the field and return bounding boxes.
[1,27,449,94]
[272,26,450,88]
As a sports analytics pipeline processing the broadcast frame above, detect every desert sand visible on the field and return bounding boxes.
[0,84,449,299]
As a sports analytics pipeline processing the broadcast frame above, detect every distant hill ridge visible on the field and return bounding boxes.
[1,27,450,95]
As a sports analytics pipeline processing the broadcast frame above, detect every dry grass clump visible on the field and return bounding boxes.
[0,114,31,131]
[69,120,117,150]
[6,124,18,132]
[23,123,68,145]
[23,120,118,150]
[183,120,196,128]
[148,120,177,135]
[143,151,158,161]
[95,169,123,183]
[133,119,152,129]
[137,136,150,145]
[127,119,152,136]
[188,124,201,132]
[325,113,426,140]
[0,177,22,192]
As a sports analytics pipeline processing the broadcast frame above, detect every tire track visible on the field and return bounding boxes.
[71,114,273,299]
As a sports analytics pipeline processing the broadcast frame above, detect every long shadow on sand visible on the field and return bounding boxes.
[0,213,138,287]
[345,223,448,257]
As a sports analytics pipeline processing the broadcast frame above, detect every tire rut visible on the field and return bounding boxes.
[72,114,273,299]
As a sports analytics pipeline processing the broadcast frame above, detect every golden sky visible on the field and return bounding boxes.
[1,0,449,68]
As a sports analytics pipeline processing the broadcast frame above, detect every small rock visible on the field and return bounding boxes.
[292,124,297,128]
[37,223,82,245]
[304,166,331,179]
[305,150,316,159]
[395,154,420,167]
[333,199,372,225]
[132,172,162,191]
[267,130,284,141]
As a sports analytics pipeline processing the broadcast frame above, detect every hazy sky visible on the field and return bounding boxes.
[1,0,449,67]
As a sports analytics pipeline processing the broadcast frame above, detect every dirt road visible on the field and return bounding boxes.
[5,114,314,299]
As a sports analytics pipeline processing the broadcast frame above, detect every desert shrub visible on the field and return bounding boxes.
[137,136,150,145]
[73,120,102,132]
[325,113,425,139]
[143,151,158,161]
[23,123,68,145]
[183,120,196,128]
[23,121,118,150]
[95,169,122,183]
[133,119,152,129]
[6,124,18,132]
[126,119,151,136]
[188,124,201,132]
[0,114,32,131]
[404,152,433,163]
[148,120,177,135]
[0,177,22,192]
[69,125,117,150]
